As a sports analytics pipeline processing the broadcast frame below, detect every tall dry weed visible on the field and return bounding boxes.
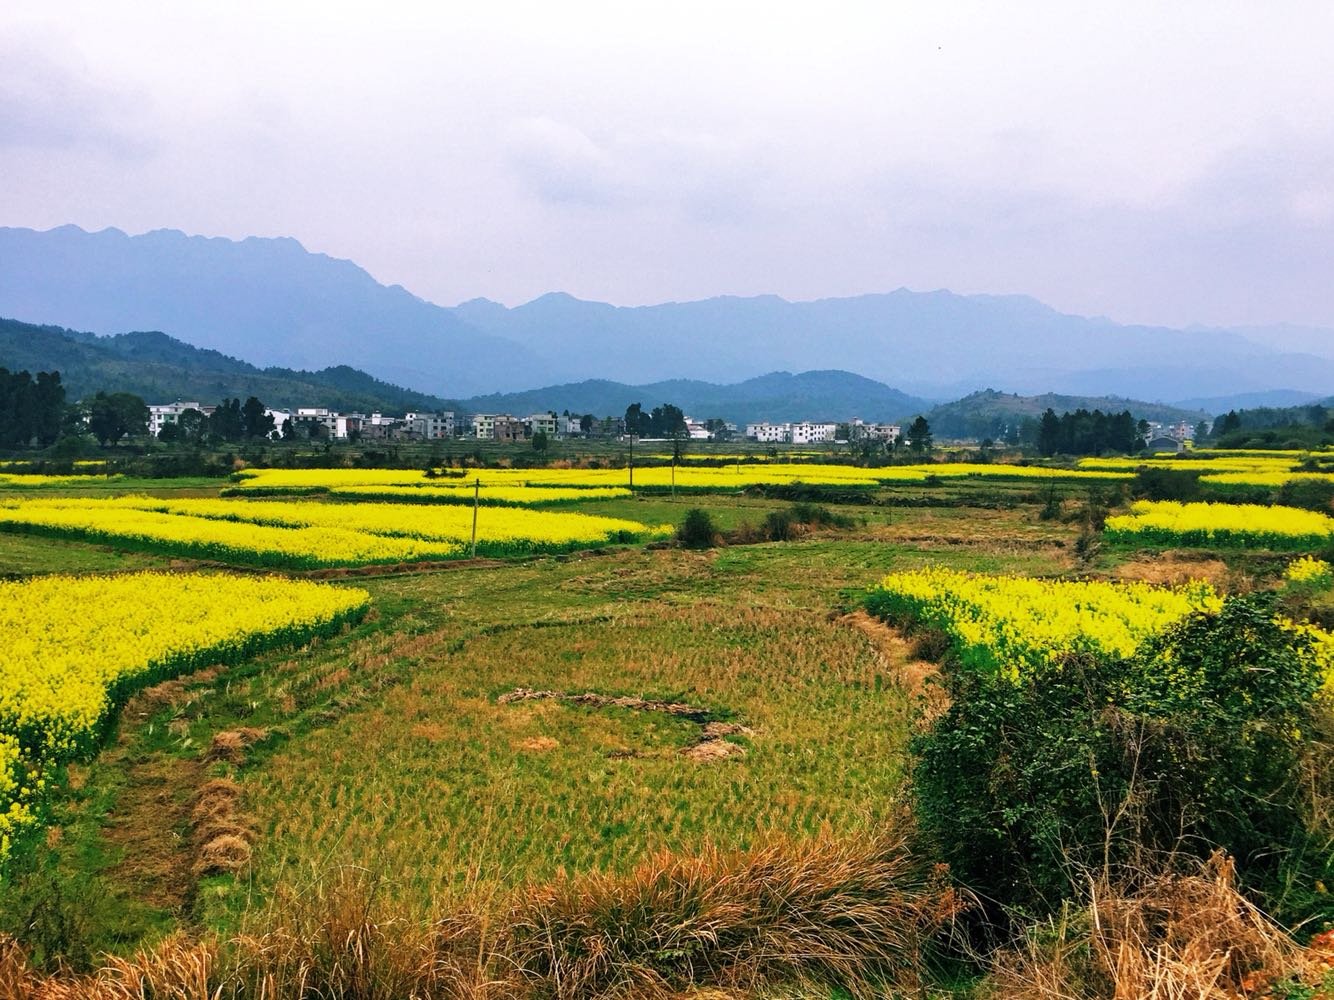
[504,825,959,999]
[982,853,1312,1000]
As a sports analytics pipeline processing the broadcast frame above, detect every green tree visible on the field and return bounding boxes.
[531,430,549,453]
[906,415,932,455]
[241,396,275,439]
[207,398,245,442]
[87,391,148,445]
[1037,408,1061,456]
[624,402,649,437]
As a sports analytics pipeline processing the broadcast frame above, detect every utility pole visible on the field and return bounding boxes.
[470,478,480,558]
[628,434,635,491]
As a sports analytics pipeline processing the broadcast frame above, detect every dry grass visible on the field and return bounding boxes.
[1113,553,1231,587]
[204,727,269,763]
[504,825,958,999]
[0,830,957,1000]
[838,610,949,723]
[982,854,1315,1000]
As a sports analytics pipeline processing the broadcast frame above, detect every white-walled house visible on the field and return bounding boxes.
[746,421,789,443]
[745,421,839,444]
[148,401,206,436]
[789,421,839,445]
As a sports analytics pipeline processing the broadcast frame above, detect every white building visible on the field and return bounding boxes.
[746,421,789,443]
[405,411,455,439]
[148,401,205,437]
[292,407,363,440]
[789,421,839,445]
[850,419,901,443]
[745,421,839,444]
[558,414,585,437]
[265,408,292,437]
[471,413,498,439]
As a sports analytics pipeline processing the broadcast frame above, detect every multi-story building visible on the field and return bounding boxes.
[493,416,527,443]
[471,413,499,439]
[558,414,585,437]
[292,407,363,440]
[405,411,455,439]
[525,413,558,438]
[746,421,789,443]
[789,421,839,445]
[849,419,901,443]
[147,401,207,437]
[745,421,840,444]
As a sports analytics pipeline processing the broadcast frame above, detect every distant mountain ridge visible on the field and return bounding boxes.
[0,225,546,396]
[0,316,1251,435]
[0,316,456,413]
[2,224,1333,402]
[923,389,1208,440]
[456,370,932,425]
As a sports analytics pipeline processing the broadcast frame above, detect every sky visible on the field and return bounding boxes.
[2,1,1333,333]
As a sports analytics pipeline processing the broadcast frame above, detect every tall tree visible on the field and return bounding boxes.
[907,415,933,455]
[241,396,275,439]
[87,391,148,445]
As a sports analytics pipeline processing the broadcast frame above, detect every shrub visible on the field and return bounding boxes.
[790,502,855,529]
[911,596,1327,921]
[763,509,796,541]
[1134,467,1203,502]
[1278,477,1334,513]
[676,508,718,548]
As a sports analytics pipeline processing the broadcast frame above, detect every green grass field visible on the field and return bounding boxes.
[0,495,1077,953]
[2,475,1322,997]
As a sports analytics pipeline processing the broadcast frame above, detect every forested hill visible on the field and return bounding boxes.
[456,370,932,425]
[0,316,456,412]
[923,390,1209,440]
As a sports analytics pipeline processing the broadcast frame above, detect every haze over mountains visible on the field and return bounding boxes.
[1,224,1332,405]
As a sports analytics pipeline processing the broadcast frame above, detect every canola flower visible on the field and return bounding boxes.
[233,462,1130,497]
[1286,556,1333,590]
[0,572,369,862]
[0,501,462,567]
[1104,500,1334,551]
[326,484,633,505]
[0,496,672,567]
[866,565,1221,680]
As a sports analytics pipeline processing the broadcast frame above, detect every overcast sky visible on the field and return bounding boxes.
[3,1,1333,331]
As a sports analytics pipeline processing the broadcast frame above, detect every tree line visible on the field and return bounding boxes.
[0,369,289,449]
[1036,408,1146,456]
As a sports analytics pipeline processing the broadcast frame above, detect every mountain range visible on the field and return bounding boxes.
[0,316,454,414]
[1,224,1332,403]
[0,316,1219,429]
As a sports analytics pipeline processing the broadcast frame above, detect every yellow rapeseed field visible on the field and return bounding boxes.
[866,565,1221,680]
[0,496,672,567]
[1105,500,1334,550]
[0,572,369,860]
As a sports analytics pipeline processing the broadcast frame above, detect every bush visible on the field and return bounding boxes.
[911,596,1327,921]
[1133,467,1203,502]
[763,509,797,541]
[790,502,855,529]
[1278,477,1334,513]
[677,508,718,548]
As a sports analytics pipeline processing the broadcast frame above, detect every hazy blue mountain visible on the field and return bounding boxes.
[450,290,1334,399]
[0,225,546,396]
[1173,389,1325,413]
[0,316,457,413]
[5,224,1333,402]
[457,370,932,425]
